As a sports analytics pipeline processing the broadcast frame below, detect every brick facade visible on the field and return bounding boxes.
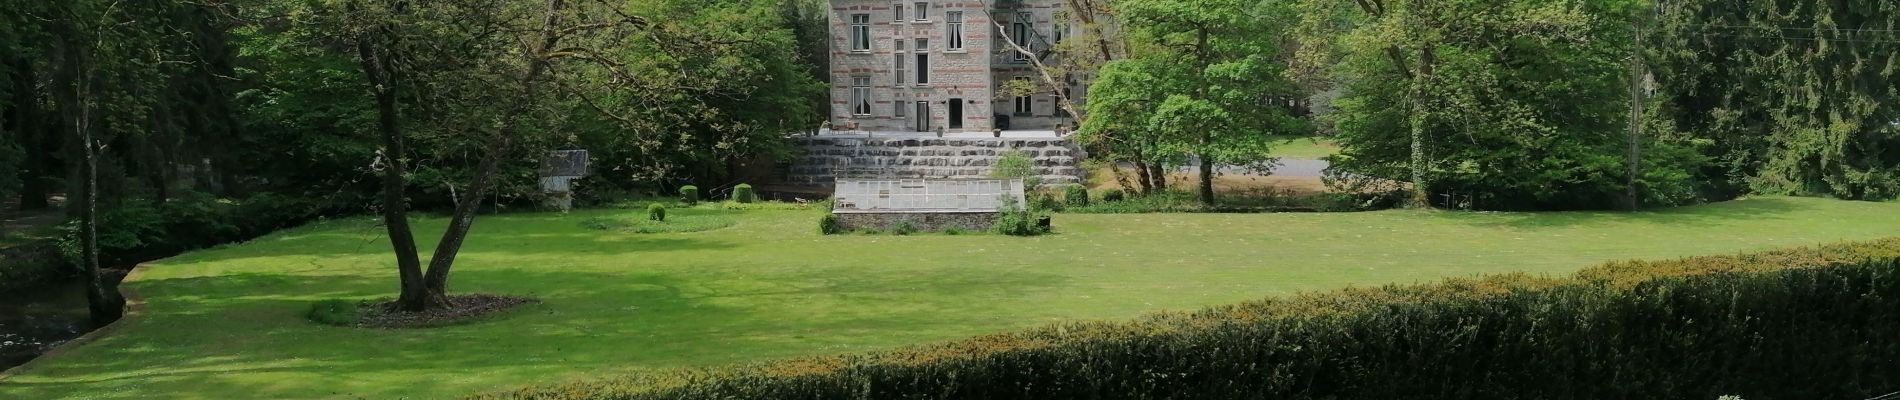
[829,0,1085,133]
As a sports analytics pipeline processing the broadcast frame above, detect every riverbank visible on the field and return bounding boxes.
[0,240,71,295]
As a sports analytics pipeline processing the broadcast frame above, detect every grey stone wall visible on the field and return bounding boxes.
[788,136,1085,184]
[833,211,998,232]
[831,0,997,132]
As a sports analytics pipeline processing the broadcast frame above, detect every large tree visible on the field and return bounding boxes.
[1650,0,1900,201]
[1082,0,1310,205]
[1299,0,1706,210]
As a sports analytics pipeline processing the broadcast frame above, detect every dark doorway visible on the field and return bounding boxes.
[948,99,964,130]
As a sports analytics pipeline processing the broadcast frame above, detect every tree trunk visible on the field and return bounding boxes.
[1149,163,1167,192]
[1406,44,1435,208]
[1197,154,1215,206]
[55,26,123,325]
[417,0,568,306]
[8,56,50,211]
[354,22,433,312]
[1623,15,1646,211]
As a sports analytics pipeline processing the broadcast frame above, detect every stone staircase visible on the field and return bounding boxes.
[785,136,1085,185]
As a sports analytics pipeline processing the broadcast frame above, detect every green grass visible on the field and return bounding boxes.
[582,208,738,234]
[1267,135,1340,159]
[7,197,1900,399]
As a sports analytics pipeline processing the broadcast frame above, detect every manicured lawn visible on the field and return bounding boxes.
[6,197,1900,399]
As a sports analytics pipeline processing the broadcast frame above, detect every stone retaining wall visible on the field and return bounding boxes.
[788,137,1085,185]
[832,211,998,232]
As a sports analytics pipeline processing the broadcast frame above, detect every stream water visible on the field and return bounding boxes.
[0,281,96,371]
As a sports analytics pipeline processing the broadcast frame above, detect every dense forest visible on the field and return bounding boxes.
[1,0,1896,317]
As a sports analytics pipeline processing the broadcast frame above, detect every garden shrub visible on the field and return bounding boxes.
[307,299,365,326]
[56,192,334,269]
[1101,189,1126,202]
[481,238,1900,400]
[994,210,1051,237]
[890,221,918,236]
[679,185,700,205]
[647,203,667,222]
[1032,193,1063,212]
[1063,185,1090,208]
[732,184,756,204]
[818,215,843,235]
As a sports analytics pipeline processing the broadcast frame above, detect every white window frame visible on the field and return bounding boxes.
[851,76,873,116]
[893,3,905,23]
[914,38,930,86]
[945,11,965,51]
[850,14,871,53]
[913,2,929,22]
[1010,12,1033,61]
[894,40,907,86]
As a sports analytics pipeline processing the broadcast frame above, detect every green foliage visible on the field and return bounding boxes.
[1080,0,1311,205]
[647,203,667,222]
[1062,185,1090,208]
[1032,192,1064,213]
[1101,189,1127,202]
[732,184,757,203]
[1650,0,1900,201]
[994,210,1051,237]
[889,221,918,236]
[306,299,365,326]
[818,214,842,235]
[990,150,1042,192]
[679,185,700,205]
[486,238,1900,399]
[1063,189,1392,214]
[53,193,327,268]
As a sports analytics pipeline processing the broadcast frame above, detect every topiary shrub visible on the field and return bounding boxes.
[679,185,700,205]
[1063,184,1090,208]
[647,203,667,222]
[733,183,756,204]
[1102,189,1127,202]
[819,214,843,235]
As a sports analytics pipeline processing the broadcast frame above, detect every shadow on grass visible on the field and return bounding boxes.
[10,261,1074,398]
[1423,197,1819,229]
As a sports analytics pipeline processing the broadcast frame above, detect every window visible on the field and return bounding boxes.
[895,98,907,117]
[1013,78,1033,116]
[945,12,964,51]
[915,38,930,85]
[849,14,871,52]
[913,2,928,21]
[1053,23,1067,44]
[893,3,904,22]
[851,76,872,116]
[894,40,907,86]
[1010,13,1033,61]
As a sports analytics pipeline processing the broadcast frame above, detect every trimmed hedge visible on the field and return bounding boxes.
[679,186,700,205]
[481,238,1900,400]
[647,203,667,222]
[732,184,756,204]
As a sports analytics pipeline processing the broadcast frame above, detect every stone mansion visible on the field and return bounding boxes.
[828,0,1087,133]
